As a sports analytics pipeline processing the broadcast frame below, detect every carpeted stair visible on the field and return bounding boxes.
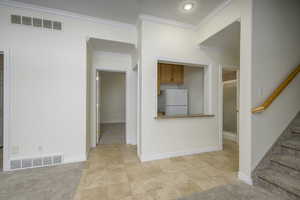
[254,113,300,200]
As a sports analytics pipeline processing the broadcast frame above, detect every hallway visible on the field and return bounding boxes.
[74,140,239,200]
[99,123,126,145]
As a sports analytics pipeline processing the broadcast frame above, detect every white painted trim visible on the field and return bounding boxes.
[157,57,210,67]
[0,0,136,30]
[2,49,12,172]
[95,65,128,73]
[218,65,224,149]
[136,59,142,157]
[219,65,240,145]
[100,121,126,124]
[238,171,253,185]
[223,80,237,84]
[155,57,213,118]
[205,64,213,115]
[139,14,196,30]
[223,131,237,142]
[196,0,232,29]
[96,68,129,145]
[140,145,222,162]
[0,0,233,32]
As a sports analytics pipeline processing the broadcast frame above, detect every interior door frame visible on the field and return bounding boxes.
[1,49,12,171]
[94,68,128,145]
[218,65,240,146]
[95,71,100,145]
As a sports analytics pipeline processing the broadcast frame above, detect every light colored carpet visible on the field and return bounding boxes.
[0,162,84,200]
[177,182,283,200]
[99,123,126,144]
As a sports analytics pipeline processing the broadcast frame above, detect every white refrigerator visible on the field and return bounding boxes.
[160,89,188,116]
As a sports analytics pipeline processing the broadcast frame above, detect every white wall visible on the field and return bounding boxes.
[183,66,204,114]
[93,51,137,145]
[100,72,126,123]
[138,19,220,161]
[251,0,300,169]
[201,47,239,67]
[0,4,136,165]
[196,0,253,183]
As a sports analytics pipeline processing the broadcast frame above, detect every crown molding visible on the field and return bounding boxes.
[138,14,197,30]
[196,0,232,30]
[0,0,232,32]
[0,0,136,30]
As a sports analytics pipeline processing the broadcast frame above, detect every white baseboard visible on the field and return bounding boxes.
[223,131,237,142]
[140,145,222,162]
[238,171,253,185]
[63,154,87,164]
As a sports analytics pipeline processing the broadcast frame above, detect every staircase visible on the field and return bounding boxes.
[253,112,300,200]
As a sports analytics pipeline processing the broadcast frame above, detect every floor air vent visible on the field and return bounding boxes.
[11,15,62,31]
[10,154,63,170]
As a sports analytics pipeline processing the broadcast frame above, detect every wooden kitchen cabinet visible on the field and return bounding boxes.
[159,63,173,83]
[172,65,184,84]
[158,63,184,84]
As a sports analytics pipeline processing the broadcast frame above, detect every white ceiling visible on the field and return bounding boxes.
[11,0,227,25]
[139,0,226,25]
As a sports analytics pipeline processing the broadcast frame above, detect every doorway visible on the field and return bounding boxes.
[222,69,239,142]
[200,21,241,173]
[96,70,126,145]
[220,67,240,172]
[0,50,9,172]
[0,53,3,171]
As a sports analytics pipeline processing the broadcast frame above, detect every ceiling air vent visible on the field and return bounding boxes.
[11,15,21,24]
[10,14,63,31]
[43,19,52,29]
[33,18,42,27]
[53,21,62,30]
[22,16,32,26]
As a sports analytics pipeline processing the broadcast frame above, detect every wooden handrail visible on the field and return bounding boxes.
[252,64,300,113]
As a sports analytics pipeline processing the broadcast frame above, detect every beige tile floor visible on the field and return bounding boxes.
[99,123,126,145]
[74,140,239,200]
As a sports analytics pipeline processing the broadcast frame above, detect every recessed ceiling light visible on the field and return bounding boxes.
[183,3,194,11]
[180,1,197,13]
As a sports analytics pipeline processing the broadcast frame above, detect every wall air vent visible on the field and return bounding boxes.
[10,160,21,169]
[22,159,33,168]
[10,154,63,170]
[32,158,43,167]
[10,15,63,31]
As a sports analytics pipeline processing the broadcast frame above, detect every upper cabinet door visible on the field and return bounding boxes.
[172,65,184,84]
[160,64,173,83]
